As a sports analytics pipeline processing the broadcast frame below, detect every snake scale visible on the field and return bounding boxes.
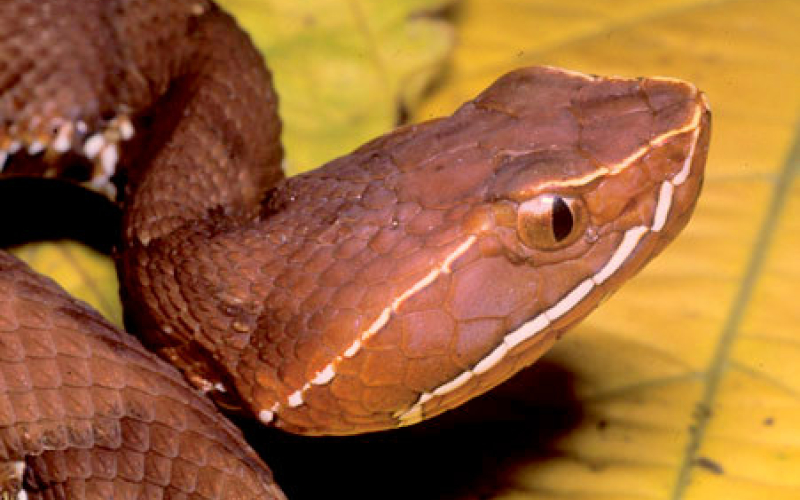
[0,0,711,498]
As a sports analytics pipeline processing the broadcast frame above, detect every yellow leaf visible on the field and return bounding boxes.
[219,0,456,173]
[10,241,123,327]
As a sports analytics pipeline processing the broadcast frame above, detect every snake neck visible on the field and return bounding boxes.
[119,4,283,249]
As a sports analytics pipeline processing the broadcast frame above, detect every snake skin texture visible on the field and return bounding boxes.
[0,253,286,499]
[0,0,711,496]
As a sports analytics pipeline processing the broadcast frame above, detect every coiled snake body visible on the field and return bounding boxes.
[0,0,710,498]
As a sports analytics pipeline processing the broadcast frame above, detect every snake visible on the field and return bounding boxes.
[0,0,711,498]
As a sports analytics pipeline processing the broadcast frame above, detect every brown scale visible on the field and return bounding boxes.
[0,0,711,497]
[0,253,285,499]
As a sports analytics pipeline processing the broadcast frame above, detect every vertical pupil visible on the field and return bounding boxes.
[551,196,573,241]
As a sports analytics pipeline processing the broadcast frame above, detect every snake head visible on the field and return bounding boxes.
[244,66,710,435]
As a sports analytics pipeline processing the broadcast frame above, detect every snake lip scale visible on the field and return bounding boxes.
[0,0,710,498]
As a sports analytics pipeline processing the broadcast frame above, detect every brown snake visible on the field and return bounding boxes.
[0,0,711,498]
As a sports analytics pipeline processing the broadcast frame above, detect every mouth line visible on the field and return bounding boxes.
[392,112,706,426]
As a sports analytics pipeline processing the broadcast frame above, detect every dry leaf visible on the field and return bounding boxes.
[10,242,122,326]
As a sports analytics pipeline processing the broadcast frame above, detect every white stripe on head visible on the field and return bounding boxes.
[544,279,594,322]
[671,126,700,186]
[504,314,549,349]
[397,214,660,425]
[271,235,478,415]
[651,181,674,232]
[593,226,649,286]
[473,342,510,375]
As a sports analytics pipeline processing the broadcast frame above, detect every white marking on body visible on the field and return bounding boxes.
[53,123,73,152]
[651,181,674,232]
[89,172,114,193]
[473,343,509,375]
[84,133,104,158]
[272,236,478,415]
[258,409,275,424]
[100,144,119,176]
[592,226,649,285]
[312,365,336,385]
[0,151,7,172]
[119,118,135,140]
[196,378,227,395]
[196,379,215,394]
[27,141,44,155]
[8,141,21,154]
[8,460,27,500]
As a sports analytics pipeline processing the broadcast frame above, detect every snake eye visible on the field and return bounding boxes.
[517,194,587,250]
